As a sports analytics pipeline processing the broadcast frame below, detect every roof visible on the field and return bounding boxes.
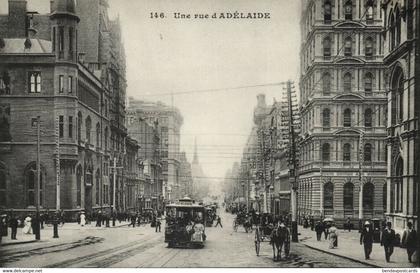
[0,39,52,54]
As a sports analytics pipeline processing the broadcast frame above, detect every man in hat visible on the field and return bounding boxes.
[360,221,374,259]
[401,222,417,263]
[9,211,18,240]
[381,222,396,262]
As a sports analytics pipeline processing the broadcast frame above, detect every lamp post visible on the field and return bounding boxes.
[269,185,274,214]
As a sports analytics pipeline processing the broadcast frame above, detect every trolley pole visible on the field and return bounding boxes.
[286,81,298,242]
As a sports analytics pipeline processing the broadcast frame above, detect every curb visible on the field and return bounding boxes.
[300,242,380,268]
[1,240,38,247]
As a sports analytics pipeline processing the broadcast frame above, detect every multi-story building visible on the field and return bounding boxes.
[124,137,140,213]
[128,98,183,203]
[298,0,388,225]
[0,0,125,217]
[382,0,419,234]
[179,151,193,198]
[126,111,163,210]
[191,139,209,201]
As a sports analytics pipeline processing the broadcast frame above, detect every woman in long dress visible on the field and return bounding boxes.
[80,212,86,227]
[22,215,33,234]
[328,223,338,249]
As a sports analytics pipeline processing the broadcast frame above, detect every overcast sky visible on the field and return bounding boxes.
[0,0,301,194]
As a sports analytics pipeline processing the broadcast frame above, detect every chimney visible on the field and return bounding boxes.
[8,0,27,38]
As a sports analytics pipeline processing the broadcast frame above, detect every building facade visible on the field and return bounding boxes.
[299,0,388,225]
[128,98,183,203]
[0,0,128,218]
[382,0,419,234]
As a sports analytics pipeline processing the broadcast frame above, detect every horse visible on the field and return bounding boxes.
[270,223,290,261]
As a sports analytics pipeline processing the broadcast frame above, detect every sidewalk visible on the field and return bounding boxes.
[298,226,416,268]
[0,220,131,247]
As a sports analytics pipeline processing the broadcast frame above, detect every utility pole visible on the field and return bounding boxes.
[35,116,41,240]
[286,80,298,242]
[358,132,364,223]
[110,157,123,216]
[415,0,420,267]
[55,116,60,211]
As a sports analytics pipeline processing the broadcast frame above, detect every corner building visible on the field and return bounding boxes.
[299,0,388,225]
[0,0,126,218]
[382,0,419,234]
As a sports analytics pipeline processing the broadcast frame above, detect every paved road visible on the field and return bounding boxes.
[0,212,372,268]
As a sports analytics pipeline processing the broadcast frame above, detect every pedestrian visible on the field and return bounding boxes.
[401,222,417,263]
[315,221,323,241]
[1,214,8,239]
[215,216,223,228]
[96,211,102,227]
[77,212,81,225]
[155,216,161,232]
[360,221,374,260]
[323,222,329,240]
[381,222,396,262]
[131,214,136,228]
[328,223,338,249]
[346,217,352,232]
[9,213,18,240]
[80,212,86,227]
[310,216,314,231]
[22,214,33,234]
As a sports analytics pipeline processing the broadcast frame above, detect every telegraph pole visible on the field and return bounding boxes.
[35,116,41,240]
[110,157,123,217]
[286,80,298,242]
[55,116,60,211]
[358,132,364,223]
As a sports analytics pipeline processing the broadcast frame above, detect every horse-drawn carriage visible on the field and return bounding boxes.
[233,213,252,233]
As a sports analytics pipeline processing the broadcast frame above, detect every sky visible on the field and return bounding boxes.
[0,0,301,195]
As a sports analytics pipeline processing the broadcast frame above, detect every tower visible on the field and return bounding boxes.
[193,137,199,164]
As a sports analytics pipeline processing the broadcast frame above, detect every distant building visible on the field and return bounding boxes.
[179,152,193,198]
[128,98,183,202]
[191,138,209,200]
[382,0,419,234]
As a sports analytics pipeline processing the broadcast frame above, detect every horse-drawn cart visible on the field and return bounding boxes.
[232,214,252,233]
[254,222,290,261]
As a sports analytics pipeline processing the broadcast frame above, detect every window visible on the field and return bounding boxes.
[324,182,334,209]
[104,127,108,150]
[345,0,353,20]
[389,12,395,51]
[52,27,56,52]
[324,0,332,22]
[365,109,373,128]
[343,73,352,93]
[364,143,372,162]
[365,73,373,96]
[0,170,6,207]
[29,72,42,93]
[59,27,64,52]
[69,27,74,53]
[344,37,353,56]
[391,67,404,125]
[343,183,354,210]
[96,123,101,147]
[383,183,387,211]
[365,37,373,57]
[68,116,73,138]
[96,169,100,206]
[344,108,352,127]
[28,169,35,206]
[393,157,403,212]
[366,0,374,22]
[77,112,82,141]
[323,108,331,129]
[59,115,64,138]
[104,100,108,117]
[343,143,351,161]
[322,73,331,95]
[323,37,332,57]
[85,116,91,144]
[396,8,401,46]
[76,165,82,207]
[363,183,374,210]
[68,76,73,93]
[59,75,64,93]
[26,165,44,207]
[322,143,330,162]
[0,71,11,95]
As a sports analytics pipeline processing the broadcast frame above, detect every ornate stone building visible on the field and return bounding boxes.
[298,0,388,225]
[382,0,419,234]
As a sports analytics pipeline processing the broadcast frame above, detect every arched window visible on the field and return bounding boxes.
[365,73,373,96]
[25,164,44,207]
[324,0,332,22]
[343,143,351,161]
[323,108,331,129]
[343,72,352,93]
[398,75,404,123]
[366,0,374,21]
[324,182,334,209]
[322,72,331,95]
[95,169,100,206]
[104,127,108,151]
[396,8,401,46]
[96,123,101,147]
[389,12,395,50]
[343,183,354,210]
[365,108,373,128]
[85,116,91,144]
[391,67,404,125]
[393,157,403,212]
[344,37,353,56]
[363,183,374,210]
[77,112,82,141]
[344,108,352,127]
[322,143,331,162]
[345,0,353,20]
[364,143,372,162]
[76,165,82,207]
[0,168,6,207]
[365,37,374,57]
[383,183,387,211]
[323,37,332,57]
